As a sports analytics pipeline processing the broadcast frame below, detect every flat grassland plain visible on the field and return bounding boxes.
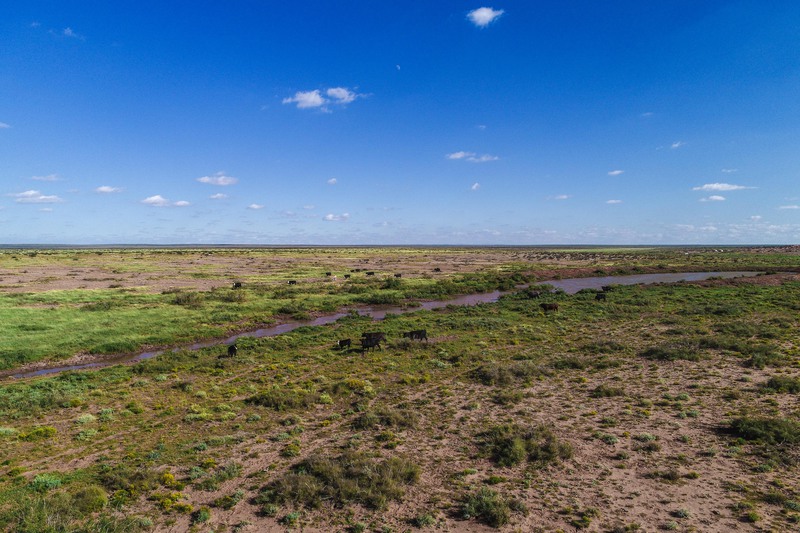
[1,246,800,532]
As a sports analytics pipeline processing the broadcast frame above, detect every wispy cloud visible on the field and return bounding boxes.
[141,195,188,207]
[692,183,753,191]
[327,178,338,185]
[9,190,64,203]
[670,141,686,149]
[721,168,738,173]
[62,27,85,40]
[606,199,623,204]
[283,87,363,111]
[750,215,762,221]
[95,185,122,193]
[471,182,480,191]
[247,203,264,210]
[446,151,498,163]
[553,194,570,200]
[700,195,726,202]
[209,193,227,199]
[608,170,624,176]
[33,175,63,185]
[0,122,10,129]
[467,7,504,28]
[640,112,654,118]
[779,205,800,210]
[303,205,315,210]
[324,213,350,222]
[197,172,238,186]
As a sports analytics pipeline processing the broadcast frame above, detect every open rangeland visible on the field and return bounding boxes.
[1,246,800,532]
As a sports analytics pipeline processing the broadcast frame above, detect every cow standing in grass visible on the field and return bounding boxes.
[540,302,559,313]
[337,339,351,350]
[227,344,238,357]
[402,329,428,342]
[360,332,386,351]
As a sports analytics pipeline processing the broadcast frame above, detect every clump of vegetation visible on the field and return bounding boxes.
[640,341,702,361]
[460,487,527,528]
[729,417,800,445]
[471,360,543,386]
[478,424,573,467]
[351,406,417,430]
[255,451,419,511]
[590,384,626,398]
[762,376,800,393]
[246,388,320,411]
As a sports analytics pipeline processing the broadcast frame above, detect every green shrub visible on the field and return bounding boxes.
[71,485,108,513]
[729,417,800,445]
[352,406,417,430]
[590,384,626,398]
[19,426,57,441]
[640,341,701,361]
[192,506,211,524]
[460,487,513,528]
[256,451,419,511]
[30,473,62,492]
[246,388,319,411]
[478,424,573,467]
[762,376,800,393]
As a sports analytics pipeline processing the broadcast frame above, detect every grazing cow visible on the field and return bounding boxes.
[360,332,386,351]
[433,267,441,272]
[394,273,402,278]
[540,302,559,313]
[227,344,238,357]
[232,282,242,289]
[601,285,613,292]
[325,272,332,277]
[337,339,351,350]
[524,289,542,299]
[595,292,607,301]
[366,271,375,276]
[288,280,297,285]
[344,274,351,279]
[402,329,428,342]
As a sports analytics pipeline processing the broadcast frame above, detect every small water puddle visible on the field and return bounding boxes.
[9,270,762,379]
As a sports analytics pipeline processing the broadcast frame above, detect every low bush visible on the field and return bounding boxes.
[762,376,800,394]
[460,487,526,528]
[255,451,419,511]
[729,417,800,445]
[478,424,573,467]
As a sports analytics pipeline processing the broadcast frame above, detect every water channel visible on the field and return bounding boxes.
[10,270,762,379]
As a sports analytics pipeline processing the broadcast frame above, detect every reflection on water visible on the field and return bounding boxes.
[12,271,762,379]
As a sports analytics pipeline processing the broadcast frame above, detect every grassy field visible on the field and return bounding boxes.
[1,246,799,531]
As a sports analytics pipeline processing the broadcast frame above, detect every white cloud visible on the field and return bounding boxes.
[750,215,762,221]
[671,141,686,149]
[446,151,498,162]
[471,182,480,191]
[141,195,171,207]
[303,204,315,210]
[779,205,800,210]
[467,7,504,28]
[608,170,624,176]
[722,168,738,173]
[95,185,122,193]
[9,190,64,203]
[247,203,264,210]
[31,174,60,181]
[283,87,362,111]
[198,172,238,186]
[606,199,622,204]
[62,27,84,40]
[209,193,227,199]
[327,178,338,185]
[640,112,654,118]
[0,122,10,129]
[553,194,570,200]
[692,182,752,191]
[700,195,726,202]
[39,207,54,212]
[327,87,356,104]
[323,213,350,222]
[173,200,190,207]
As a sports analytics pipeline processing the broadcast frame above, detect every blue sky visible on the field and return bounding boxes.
[2,1,799,245]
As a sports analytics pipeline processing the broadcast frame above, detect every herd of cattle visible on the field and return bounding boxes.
[230,267,448,289]
[221,278,615,357]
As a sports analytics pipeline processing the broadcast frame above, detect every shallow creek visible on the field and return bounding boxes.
[10,270,761,379]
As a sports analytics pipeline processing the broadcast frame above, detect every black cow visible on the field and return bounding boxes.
[337,339,351,350]
[232,282,242,289]
[601,285,613,292]
[595,292,607,301]
[366,271,375,276]
[360,332,386,351]
[344,274,351,279]
[227,344,238,357]
[394,273,402,278]
[433,267,441,272]
[325,272,332,276]
[524,289,542,299]
[402,329,428,342]
[540,302,559,313]
[288,280,297,285]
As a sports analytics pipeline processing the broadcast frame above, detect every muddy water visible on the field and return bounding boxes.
[11,271,762,379]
